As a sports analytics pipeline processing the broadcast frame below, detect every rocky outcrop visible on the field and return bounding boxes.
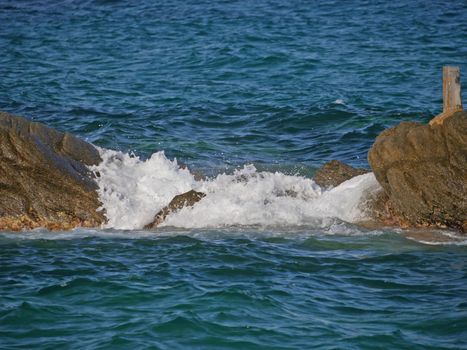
[368,111,467,232]
[145,190,206,229]
[313,160,368,187]
[0,111,106,230]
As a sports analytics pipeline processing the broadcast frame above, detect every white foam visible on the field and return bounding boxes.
[90,149,382,230]
[90,149,196,229]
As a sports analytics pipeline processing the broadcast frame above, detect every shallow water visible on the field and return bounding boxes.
[1,0,467,348]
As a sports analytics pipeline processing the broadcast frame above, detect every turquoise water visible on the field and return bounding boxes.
[1,229,467,349]
[1,0,467,348]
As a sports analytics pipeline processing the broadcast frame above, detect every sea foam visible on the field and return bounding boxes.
[90,149,382,230]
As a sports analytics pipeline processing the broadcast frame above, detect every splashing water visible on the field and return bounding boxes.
[90,149,196,229]
[90,148,381,230]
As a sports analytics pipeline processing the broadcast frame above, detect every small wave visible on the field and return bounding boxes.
[403,230,467,246]
[89,149,381,230]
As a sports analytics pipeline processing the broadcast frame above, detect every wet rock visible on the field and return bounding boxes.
[357,189,402,228]
[145,190,206,229]
[368,111,467,232]
[313,160,369,187]
[0,111,106,230]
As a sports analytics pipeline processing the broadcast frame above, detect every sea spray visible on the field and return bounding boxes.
[91,148,382,230]
[90,149,197,229]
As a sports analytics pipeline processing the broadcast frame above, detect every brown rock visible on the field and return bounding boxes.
[368,111,467,232]
[358,190,406,228]
[145,190,206,229]
[0,111,106,231]
[313,160,368,187]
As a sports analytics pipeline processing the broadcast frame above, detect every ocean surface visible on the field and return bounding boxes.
[1,0,467,349]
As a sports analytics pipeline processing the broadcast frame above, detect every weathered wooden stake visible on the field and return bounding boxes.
[430,66,463,126]
[443,66,462,114]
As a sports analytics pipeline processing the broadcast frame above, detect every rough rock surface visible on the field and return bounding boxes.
[145,190,206,229]
[368,111,467,232]
[0,111,106,230]
[313,160,368,187]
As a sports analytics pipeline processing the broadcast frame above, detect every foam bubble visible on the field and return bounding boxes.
[90,149,382,230]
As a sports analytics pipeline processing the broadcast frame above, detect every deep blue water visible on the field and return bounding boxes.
[1,0,467,349]
[1,0,466,170]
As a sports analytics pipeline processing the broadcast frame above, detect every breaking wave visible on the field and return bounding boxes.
[90,149,382,230]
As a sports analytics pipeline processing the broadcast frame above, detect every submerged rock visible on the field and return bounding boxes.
[0,111,106,230]
[145,190,206,229]
[368,111,467,232]
[313,160,368,187]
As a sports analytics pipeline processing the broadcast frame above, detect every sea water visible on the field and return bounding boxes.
[1,0,467,349]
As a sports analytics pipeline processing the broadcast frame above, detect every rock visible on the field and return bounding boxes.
[0,111,106,230]
[357,189,402,228]
[313,160,369,187]
[145,190,206,229]
[368,111,467,232]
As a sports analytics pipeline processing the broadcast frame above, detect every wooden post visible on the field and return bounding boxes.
[443,66,462,114]
[430,66,463,126]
